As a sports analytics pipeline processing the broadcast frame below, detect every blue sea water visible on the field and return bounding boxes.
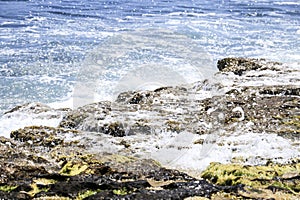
[0,0,300,113]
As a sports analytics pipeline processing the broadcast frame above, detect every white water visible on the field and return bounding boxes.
[1,0,300,173]
[82,128,299,174]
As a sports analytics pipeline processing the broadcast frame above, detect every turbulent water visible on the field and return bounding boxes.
[1,0,300,173]
[1,0,300,113]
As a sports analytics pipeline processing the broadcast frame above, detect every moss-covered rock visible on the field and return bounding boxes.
[0,132,241,200]
[1,57,300,199]
[0,185,18,192]
[201,162,300,198]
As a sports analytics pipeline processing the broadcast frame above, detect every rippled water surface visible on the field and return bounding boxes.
[0,0,300,113]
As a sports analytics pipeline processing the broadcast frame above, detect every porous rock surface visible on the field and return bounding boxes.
[1,57,299,199]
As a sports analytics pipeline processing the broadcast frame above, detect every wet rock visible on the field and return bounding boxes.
[259,85,300,96]
[59,86,200,136]
[102,122,126,137]
[1,57,300,199]
[128,92,150,104]
[201,162,300,199]
[0,102,70,138]
[10,126,80,147]
[3,102,70,118]
[0,136,239,199]
[86,180,220,199]
[115,86,189,106]
[4,102,53,115]
[217,57,281,75]
[58,101,129,136]
[115,91,136,104]
[59,101,111,130]
[220,85,300,139]
[5,123,229,199]
[127,120,152,135]
[112,85,210,135]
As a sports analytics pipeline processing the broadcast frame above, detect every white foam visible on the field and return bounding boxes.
[48,97,74,110]
[70,29,216,106]
[0,111,63,138]
[147,131,300,172]
[274,2,300,5]
[82,126,300,174]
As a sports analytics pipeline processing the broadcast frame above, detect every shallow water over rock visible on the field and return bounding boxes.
[0,58,299,199]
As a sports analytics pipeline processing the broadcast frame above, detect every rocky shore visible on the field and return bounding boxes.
[0,58,299,199]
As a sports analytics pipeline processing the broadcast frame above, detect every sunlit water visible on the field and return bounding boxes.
[1,0,300,113]
[1,0,300,172]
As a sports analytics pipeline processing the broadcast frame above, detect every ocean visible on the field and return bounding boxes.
[1,0,299,114]
[0,0,300,173]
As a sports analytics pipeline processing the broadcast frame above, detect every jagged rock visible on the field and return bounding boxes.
[1,57,300,199]
[85,179,222,199]
[259,85,300,96]
[59,87,201,136]
[59,101,111,129]
[201,162,300,199]
[221,85,300,139]
[0,137,240,199]
[4,102,70,116]
[10,126,80,147]
[58,101,128,136]
[217,57,281,75]
[4,102,53,115]
[102,122,125,137]
[115,86,189,106]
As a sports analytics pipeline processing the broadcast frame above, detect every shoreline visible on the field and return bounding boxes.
[0,57,299,199]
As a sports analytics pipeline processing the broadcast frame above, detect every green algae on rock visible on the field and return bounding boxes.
[76,189,101,200]
[0,133,236,199]
[283,115,300,131]
[60,161,90,176]
[201,162,300,196]
[1,57,300,199]
[0,185,18,192]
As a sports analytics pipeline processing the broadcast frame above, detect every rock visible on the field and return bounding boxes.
[3,124,230,199]
[10,126,80,147]
[59,101,111,130]
[86,179,221,199]
[201,162,300,199]
[1,57,300,199]
[3,102,70,118]
[259,85,300,96]
[0,137,240,199]
[102,122,126,137]
[4,102,53,115]
[217,57,281,75]
[115,86,189,106]
[59,86,201,136]
[0,102,70,138]
[221,85,300,139]
[58,101,129,137]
